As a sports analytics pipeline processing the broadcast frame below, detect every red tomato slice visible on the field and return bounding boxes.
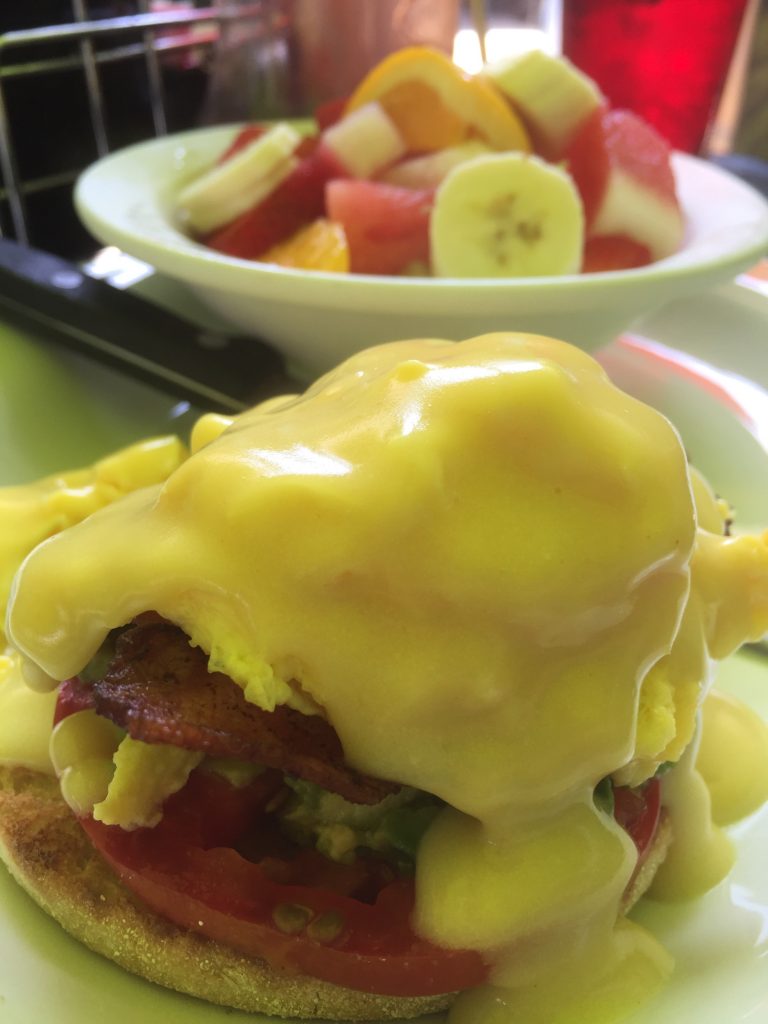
[613,778,662,865]
[54,676,95,724]
[79,769,488,996]
[325,179,433,275]
[55,685,661,997]
[206,143,345,260]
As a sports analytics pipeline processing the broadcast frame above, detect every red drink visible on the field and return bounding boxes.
[562,0,748,153]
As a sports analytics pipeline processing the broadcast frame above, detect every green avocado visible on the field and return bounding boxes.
[279,777,441,866]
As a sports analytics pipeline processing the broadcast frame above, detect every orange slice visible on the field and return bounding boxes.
[261,218,350,272]
[366,78,468,152]
[345,46,530,154]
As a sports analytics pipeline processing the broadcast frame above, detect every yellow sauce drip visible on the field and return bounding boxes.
[650,731,736,902]
[697,688,768,827]
[0,435,186,647]
[415,800,635,951]
[451,918,674,1024]
[0,648,57,774]
[3,334,768,1024]
[0,437,186,774]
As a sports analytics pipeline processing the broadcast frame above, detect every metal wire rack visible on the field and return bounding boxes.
[0,2,291,254]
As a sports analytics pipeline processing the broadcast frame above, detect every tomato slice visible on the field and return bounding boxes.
[613,777,662,865]
[79,769,488,996]
[55,683,661,997]
[54,676,95,724]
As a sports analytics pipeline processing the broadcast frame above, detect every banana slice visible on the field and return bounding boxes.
[179,122,301,235]
[430,153,584,278]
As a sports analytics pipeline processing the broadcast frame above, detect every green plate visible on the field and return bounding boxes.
[1,282,767,1024]
[0,317,200,485]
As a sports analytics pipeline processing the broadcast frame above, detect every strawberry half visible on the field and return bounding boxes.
[206,144,346,261]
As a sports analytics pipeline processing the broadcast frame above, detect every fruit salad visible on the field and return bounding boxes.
[177,47,685,277]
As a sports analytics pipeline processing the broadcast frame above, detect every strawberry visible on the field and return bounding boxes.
[206,145,346,260]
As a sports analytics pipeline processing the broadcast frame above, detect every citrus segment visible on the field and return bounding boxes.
[375,79,467,152]
[262,219,350,272]
[345,46,530,153]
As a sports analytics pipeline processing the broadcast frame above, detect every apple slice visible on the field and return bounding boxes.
[322,101,407,179]
[567,108,684,262]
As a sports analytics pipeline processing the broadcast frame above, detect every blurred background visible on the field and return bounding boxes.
[0,0,765,261]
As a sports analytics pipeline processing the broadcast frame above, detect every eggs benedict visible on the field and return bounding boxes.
[1,333,767,1023]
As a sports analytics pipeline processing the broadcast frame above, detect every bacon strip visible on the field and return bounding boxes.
[92,621,397,805]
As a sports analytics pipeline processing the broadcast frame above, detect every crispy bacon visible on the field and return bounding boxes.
[91,621,398,805]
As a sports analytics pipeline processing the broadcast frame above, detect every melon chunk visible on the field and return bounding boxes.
[325,179,433,276]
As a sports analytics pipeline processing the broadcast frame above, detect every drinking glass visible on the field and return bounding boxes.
[562,0,749,153]
[204,0,459,121]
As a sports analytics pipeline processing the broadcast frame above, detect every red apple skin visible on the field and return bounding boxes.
[567,107,680,230]
[582,235,652,273]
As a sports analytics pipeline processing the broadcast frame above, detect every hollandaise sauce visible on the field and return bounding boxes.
[0,434,186,648]
[3,334,768,1024]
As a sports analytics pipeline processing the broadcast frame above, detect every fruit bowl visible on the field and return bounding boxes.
[75,124,768,381]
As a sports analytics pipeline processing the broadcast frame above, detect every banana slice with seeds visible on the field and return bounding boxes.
[430,153,584,279]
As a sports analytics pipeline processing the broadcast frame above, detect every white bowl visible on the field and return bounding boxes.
[75,124,768,381]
